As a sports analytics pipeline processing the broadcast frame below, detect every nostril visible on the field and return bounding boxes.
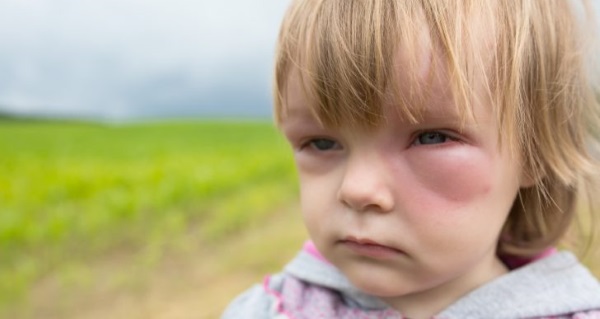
[337,181,395,213]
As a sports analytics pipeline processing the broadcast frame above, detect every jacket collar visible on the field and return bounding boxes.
[284,244,600,318]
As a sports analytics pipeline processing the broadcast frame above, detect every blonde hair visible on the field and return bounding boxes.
[273,0,600,258]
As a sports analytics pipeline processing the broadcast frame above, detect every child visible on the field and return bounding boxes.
[223,0,600,318]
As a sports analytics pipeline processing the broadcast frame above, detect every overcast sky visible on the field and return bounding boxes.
[0,1,598,121]
[0,0,290,120]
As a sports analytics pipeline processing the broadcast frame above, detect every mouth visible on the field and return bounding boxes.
[339,236,404,260]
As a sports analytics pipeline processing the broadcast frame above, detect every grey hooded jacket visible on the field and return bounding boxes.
[223,247,600,318]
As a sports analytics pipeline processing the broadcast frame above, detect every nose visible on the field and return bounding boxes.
[337,155,395,213]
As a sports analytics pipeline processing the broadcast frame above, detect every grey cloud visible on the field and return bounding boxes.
[0,0,290,119]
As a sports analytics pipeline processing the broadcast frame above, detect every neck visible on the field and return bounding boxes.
[383,255,508,319]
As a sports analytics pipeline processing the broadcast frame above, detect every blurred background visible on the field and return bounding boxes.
[2,1,600,319]
[0,1,308,318]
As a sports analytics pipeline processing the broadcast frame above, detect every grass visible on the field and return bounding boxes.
[0,119,298,316]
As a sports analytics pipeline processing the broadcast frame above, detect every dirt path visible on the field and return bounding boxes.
[24,207,307,319]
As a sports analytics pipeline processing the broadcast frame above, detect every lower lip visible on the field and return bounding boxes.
[341,241,403,260]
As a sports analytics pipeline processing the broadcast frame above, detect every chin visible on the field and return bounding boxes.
[343,266,413,297]
[355,280,411,298]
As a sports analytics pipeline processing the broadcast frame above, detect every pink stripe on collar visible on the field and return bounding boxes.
[262,275,297,319]
[302,241,332,264]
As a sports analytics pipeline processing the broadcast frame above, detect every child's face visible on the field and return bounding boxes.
[280,62,530,306]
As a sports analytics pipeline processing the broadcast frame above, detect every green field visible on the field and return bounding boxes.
[0,119,299,317]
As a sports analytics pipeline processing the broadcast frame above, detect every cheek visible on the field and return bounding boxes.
[395,146,520,256]
[297,174,335,237]
[404,146,494,205]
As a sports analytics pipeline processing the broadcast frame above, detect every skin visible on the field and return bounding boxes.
[279,62,532,318]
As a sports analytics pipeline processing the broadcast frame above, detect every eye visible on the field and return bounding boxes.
[414,131,450,145]
[306,138,339,151]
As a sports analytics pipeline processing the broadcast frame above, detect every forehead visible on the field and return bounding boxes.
[281,68,315,120]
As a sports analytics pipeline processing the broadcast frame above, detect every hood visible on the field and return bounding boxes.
[284,245,600,318]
